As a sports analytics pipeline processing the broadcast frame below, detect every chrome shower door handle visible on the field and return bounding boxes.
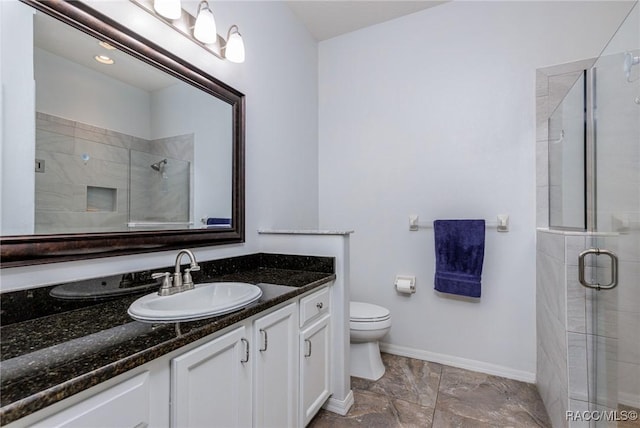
[578,248,619,290]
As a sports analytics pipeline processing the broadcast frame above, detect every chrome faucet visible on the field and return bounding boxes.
[173,249,200,291]
[152,249,201,296]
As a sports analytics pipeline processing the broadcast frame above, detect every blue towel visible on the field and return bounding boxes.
[433,219,485,298]
[204,217,231,228]
[206,217,231,225]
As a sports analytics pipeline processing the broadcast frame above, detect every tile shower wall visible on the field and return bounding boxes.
[35,112,193,233]
[536,230,600,428]
[591,233,640,414]
[537,230,639,427]
[129,136,193,226]
[536,230,569,428]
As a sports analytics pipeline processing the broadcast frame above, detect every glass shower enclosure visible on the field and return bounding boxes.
[548,2,639,423]
[588,3,639,422]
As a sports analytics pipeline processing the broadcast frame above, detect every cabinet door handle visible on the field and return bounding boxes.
[259,329,268,352]
[316,302,323,310]
[304,338,312,358]
[240,338,249,363]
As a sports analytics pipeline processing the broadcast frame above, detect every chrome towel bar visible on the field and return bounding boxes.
[409,215,509,232]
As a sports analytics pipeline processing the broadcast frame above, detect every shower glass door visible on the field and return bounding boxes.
[590,2,639,422]
[129,150,191,228]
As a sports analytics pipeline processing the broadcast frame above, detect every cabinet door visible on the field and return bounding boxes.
[171,326,251,428]
[300,314,331,427]
[32,372,150,428]
[253,303,298,428]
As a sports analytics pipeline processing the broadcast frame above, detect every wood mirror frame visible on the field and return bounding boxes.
[1,0,245,268]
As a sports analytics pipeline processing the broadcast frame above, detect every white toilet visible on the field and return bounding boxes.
[349,301,392,381]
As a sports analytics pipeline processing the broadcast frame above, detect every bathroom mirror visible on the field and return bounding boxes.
[0,0,245,267]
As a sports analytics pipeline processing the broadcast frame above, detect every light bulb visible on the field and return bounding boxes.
[94,55,114,65]
[193,2,217,44]
[154,0,181,20]
[225,26,245,63]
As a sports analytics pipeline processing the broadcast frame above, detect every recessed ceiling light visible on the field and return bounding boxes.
[98,41,116,50]
[94,55,114,65]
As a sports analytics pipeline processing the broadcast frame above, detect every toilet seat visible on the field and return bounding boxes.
[350,301,391,322]
[350,301,391,330]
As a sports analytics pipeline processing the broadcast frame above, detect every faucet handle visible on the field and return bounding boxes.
[182,268,196,290]
[152,272,173,295]
[152,272,170,280]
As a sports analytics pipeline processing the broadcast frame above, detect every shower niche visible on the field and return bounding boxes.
[86,186,117,212]
[34,112,192,234]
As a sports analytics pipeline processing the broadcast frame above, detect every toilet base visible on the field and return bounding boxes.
[350,341,385,381]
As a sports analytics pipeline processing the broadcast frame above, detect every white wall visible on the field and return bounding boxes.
[1,0,319,290]
[35,48,153,139]
[150,83,232,221]
[318,1,634,380]
[1,1,35,235]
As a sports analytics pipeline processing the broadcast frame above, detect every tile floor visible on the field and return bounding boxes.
[309,353,552,427]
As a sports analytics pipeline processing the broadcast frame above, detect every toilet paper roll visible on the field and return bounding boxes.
[396,279,414,294]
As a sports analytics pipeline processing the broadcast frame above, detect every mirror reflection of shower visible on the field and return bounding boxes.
[624,51,639,82]
[151,159,169,193]
[150,158,168,173]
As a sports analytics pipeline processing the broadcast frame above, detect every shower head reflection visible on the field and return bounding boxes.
[151,159,168,172]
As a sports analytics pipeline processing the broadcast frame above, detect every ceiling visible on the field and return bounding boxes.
[34,11,176,93]
[33,2,449,90]
[285,1,449,41]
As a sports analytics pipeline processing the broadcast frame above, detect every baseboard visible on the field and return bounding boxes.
[379,343,536,384]
[619,391,640,409]
[322,390,354,416]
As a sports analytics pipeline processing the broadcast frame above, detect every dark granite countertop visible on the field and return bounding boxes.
[0,253,335,425]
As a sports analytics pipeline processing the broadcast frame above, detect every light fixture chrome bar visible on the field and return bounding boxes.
[131,0,224,60]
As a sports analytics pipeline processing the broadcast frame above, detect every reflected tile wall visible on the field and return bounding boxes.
[129,148,191,223]
[35,113,193,233]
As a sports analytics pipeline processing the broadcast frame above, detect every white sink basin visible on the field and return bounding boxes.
[128,282,263,323]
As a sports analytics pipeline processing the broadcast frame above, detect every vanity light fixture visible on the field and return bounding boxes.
[223,25,245,63]
[98,41,117,50]
[193,1,217,44]
[94,55,115,65]
[131,0,245,63]
[153,0,181,20]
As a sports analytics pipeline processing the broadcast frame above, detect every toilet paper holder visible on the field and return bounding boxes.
[395,275,416,294]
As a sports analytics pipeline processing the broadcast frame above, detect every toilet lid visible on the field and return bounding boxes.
[350,301,391,322]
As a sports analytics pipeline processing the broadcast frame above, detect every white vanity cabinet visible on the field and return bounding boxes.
[169,303,301,428]
[299,288,332,427]
[170,325,252,428]
[169,289,332,428]
[30,371,152,428]
[253,302,299,427]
